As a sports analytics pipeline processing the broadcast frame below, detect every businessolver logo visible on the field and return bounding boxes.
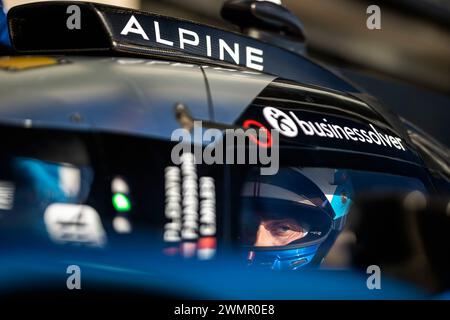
[262,106,406,151]
[263,107,298,137]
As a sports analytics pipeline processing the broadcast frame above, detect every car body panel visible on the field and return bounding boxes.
[0,56,281,141]
[0,56,211,139]
[202,66,276,123]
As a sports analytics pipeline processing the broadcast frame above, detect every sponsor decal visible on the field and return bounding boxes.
[262,107,298,138]
[242,119,273,148]
[263,106,406,151]
[164,152,217,259]
[44,203,107,247]
[0,181,14,211]
[116,14,264,71]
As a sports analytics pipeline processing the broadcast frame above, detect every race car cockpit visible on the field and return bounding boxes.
[0,0,449,300]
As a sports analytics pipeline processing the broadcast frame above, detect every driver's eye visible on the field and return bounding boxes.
[278,224,291,232]
[262,219,303,237]
[269,222,300,236]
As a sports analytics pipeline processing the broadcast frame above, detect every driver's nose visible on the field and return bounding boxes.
[254,224,273,247]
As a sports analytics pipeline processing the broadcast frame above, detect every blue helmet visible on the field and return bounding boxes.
[239,167,354,270]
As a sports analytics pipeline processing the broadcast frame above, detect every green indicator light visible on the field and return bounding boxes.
[112,193,131,212]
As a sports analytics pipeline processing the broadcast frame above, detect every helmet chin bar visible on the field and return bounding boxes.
[243,229,333,270]
[246,243,322,270]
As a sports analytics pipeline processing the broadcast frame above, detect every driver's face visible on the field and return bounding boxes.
[254,218,306,247]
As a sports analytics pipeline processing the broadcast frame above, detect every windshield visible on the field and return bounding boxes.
[0,125,430,269]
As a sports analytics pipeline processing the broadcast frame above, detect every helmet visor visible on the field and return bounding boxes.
[240,197,333,249]
[239,168,336,250]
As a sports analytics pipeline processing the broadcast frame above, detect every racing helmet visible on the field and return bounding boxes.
[239,167,354,270]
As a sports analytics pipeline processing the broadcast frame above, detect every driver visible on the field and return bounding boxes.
[239,167,353,270]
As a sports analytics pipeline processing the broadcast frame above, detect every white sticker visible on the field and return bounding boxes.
[0,181,15,210]
[44,203,106,247]
[263,107,298,137]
